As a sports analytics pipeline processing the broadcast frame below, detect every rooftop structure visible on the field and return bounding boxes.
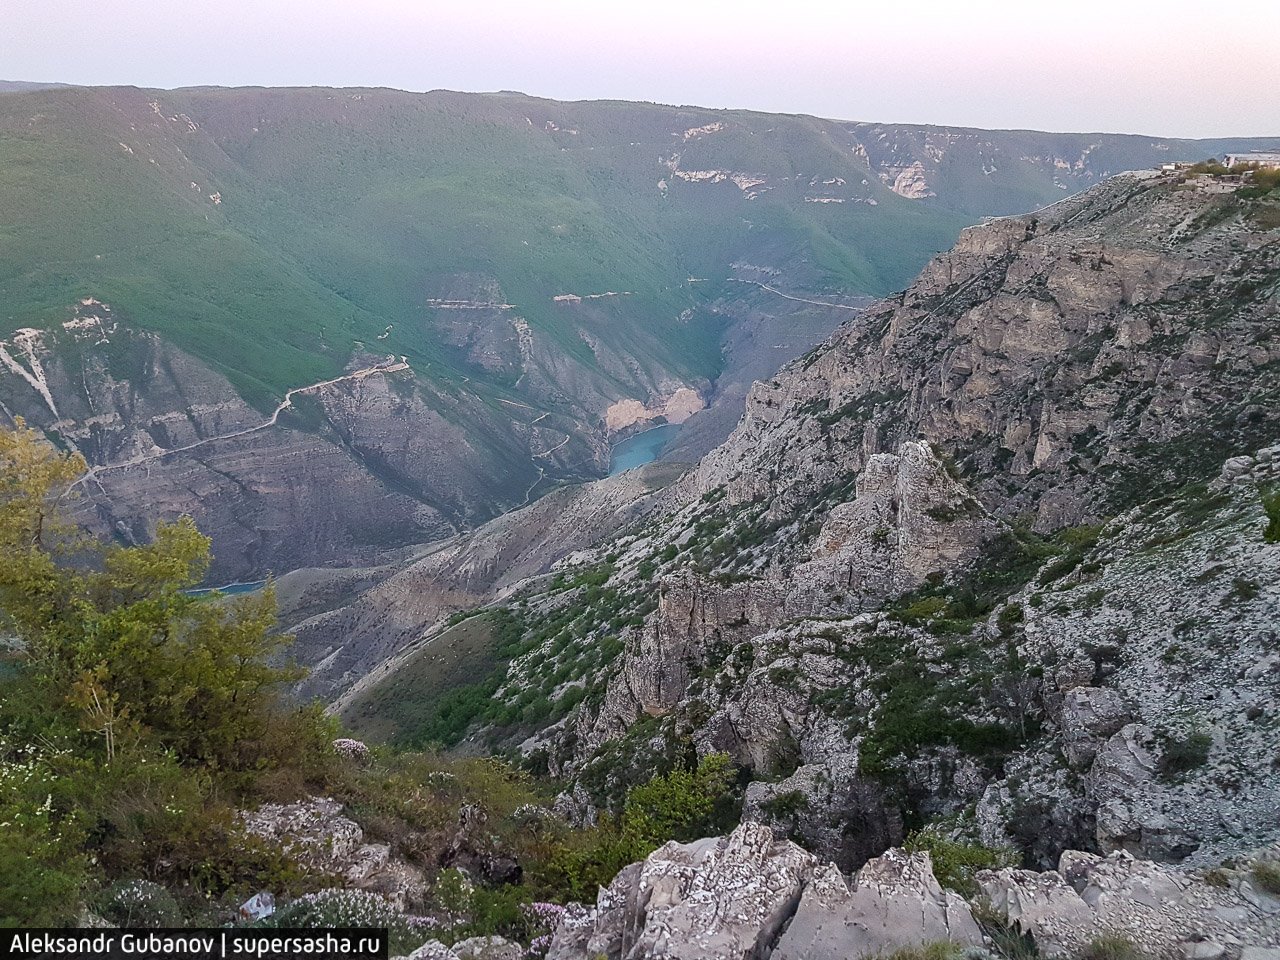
[1223,152,1280,169]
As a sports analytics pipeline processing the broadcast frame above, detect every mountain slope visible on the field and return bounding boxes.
[335,167,1280,877]
[1,85,1274,578]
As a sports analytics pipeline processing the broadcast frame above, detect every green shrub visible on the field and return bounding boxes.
[1230,577,1261,601]
[538,753,738,901]
[622,752,737,845]
[1262,487,1280,543]
[765,728,803,779]
[428,869,537,946]
[997,603,1024,636]
[1253,861,1280,894]
[1158,730,1212,780]
[970,897,1038,960]
[1202,867,1230,888]
[0,736,89,926]
[1079,587,1108,609]
[924,503,973,523]
[1083,933,1147,960]
[877,944,965,960]
[904,826,1019,897]
[265,889,425,954]
[895,596,950,623]
[760,790,809,820]
[1038,524,1104,585]
[1185,160,1230,177]
[95,880,183,928]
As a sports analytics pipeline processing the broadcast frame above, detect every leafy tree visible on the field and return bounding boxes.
[0,420,334,918]
[0,417,87,642]
[0,421,312,773]
[620,752,735,847]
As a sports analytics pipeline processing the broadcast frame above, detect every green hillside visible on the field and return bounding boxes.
[0,85,1273,409]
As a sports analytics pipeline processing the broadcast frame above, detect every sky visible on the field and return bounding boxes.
[3,0,1278,139]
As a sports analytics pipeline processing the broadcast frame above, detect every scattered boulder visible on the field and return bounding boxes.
[1221,455,1257,484]
[399,937,524,960]
[404,942,463,960]
[1084,724,1203,859]
[441,803,523,885]
[452,937,524,960]
[1059,686,1130,769]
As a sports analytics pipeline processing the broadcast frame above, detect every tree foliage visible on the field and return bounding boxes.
[0,420,332,923]
[536,753,737,901]
[0,421,745,931]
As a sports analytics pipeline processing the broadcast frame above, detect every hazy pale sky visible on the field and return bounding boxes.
[4,0,1278,138]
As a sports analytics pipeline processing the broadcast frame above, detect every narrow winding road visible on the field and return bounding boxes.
[724,278,863,312]
[73,357,410,488]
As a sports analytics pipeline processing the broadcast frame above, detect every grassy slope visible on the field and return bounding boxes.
[339,614,504,744]
[0,85,1272,412]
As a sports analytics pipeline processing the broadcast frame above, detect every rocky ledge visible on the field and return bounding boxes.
[547,822,1280,960]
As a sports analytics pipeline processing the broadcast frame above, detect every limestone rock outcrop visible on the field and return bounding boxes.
[402,937,524,960]
[771,848,982,960]
[547,823,987,960]
[978,848,1280,957]
[548,824,1280,959]
[549,822,815,960]
[240,797,425,910]
[1059,687,1132,769]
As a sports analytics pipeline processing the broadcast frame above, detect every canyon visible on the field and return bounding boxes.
[2,84,1273,579]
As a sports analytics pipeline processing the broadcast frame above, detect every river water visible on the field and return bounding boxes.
[608,423,682,475]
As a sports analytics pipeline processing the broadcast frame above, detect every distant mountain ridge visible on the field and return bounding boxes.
[0,83,1274,578]
[0,80,73,93]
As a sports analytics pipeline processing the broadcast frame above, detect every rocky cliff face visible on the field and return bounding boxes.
[974,450,1280,869]
[692,171,1279,529]
[307,171,1280,901]
[0,297,707,581]
[0,309,532,580]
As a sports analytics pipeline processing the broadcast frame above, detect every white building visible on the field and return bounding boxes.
[1223,152,1280,169]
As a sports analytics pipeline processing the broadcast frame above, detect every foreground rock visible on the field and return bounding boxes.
[549,823,1280,959]
[549,822,814,960]
[547,822,982,960]
[240,796,425,910]
[772,847,982,960]
[979,847,1280,957]
[403,938,523,960]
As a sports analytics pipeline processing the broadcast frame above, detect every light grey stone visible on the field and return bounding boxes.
[772,849,983,960]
